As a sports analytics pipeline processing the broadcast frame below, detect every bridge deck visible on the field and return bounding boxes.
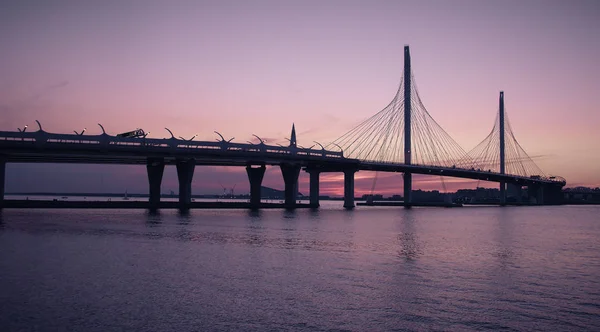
[0,131,565,187]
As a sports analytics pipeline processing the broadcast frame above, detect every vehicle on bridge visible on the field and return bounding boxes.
[117,129,146,138]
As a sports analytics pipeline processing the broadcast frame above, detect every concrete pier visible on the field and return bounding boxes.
[280,164,300,208]
[246,165,266,209]
[527,184,562,205]
[507,183,522,203]
[146,157,165,210]
[0,157,5,208]
[527,185,541,204]
[343,169,355,209]
[308,170,320,207]
[500,182,506,206]
[176,159,195,208]
[542,185,563,205]
[403,172,412,207]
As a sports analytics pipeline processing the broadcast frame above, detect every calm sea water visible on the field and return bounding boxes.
[1,203,599,331]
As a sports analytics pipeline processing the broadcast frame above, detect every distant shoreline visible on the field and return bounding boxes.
[1,199,316,209]
[5,192,341,200]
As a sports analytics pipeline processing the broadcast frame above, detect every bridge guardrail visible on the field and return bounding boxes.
[0,130,345,160]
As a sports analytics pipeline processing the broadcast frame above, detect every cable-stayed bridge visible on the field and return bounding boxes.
[0,46,565,209]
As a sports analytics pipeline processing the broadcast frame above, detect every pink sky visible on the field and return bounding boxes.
[1,0,599,194]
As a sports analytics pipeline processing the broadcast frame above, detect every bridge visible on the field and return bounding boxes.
[0,45,565,209]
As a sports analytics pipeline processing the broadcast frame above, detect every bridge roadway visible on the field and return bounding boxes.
[0,130,565,209]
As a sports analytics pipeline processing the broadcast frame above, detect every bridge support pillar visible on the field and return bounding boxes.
[308,170,320,208]
[403,172,412,207]
[246,165,265,209]
[146,158,165,210]
[500,182,506,206]
[0,157,5,208]
[507,183,523,203]
[176,159,195,209]
[527,185,543,205]
[543,185,563,205]
[280,164,300,208]
[344,169,355,209]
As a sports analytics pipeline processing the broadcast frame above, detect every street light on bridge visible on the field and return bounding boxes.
[179,134,198,141]
[17,125,28,133]
[331,143,343,154]
[164,128,175,139]
[252,134,265,145]
[214,131,234,143]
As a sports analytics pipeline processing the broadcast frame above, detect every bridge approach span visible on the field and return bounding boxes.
[0,129,564,209]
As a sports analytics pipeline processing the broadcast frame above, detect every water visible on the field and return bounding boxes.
[1,203,599,331]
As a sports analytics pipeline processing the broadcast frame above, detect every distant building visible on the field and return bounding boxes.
[412,190,444,203]
[455,187,500,203]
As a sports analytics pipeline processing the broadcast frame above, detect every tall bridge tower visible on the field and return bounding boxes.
[403,45,412,205]
[499,91,506,205]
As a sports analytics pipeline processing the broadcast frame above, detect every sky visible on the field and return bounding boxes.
[1,0,599,196]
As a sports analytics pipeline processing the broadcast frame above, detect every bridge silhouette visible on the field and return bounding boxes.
[0,46,565,210]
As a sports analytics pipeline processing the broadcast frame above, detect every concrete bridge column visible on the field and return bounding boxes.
[280,163,300,208]
[308,170,320,208]
[543,185,563,205]
[527,185,543,205]
[176,159,195,209]
[246,165,265,209]
[343,169,355,209]
[500,182,506,206]
[0,157,5,208]
[507,183,523,203]
[403,172,412,207]
[146,157,165,210]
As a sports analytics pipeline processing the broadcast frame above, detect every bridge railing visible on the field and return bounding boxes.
[0,130,345,159]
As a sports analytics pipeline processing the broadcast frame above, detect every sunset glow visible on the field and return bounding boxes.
[2,0,598,193]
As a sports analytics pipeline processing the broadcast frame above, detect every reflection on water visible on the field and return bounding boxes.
[0,205,599,331]
[144,210,162,227]
[493,207,516,267]
[246,209,262,219]
[397,211,422,261]
[282,209,297,219]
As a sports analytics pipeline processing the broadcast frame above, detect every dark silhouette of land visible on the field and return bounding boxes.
[4,186,599,209]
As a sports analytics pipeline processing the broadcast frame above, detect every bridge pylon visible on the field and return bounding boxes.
[499,91,506,205]
[330,45,473,206]
[468,91,566,204]
[403,45,412,207]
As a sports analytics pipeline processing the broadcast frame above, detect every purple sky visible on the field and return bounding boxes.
[1,0,599,195]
